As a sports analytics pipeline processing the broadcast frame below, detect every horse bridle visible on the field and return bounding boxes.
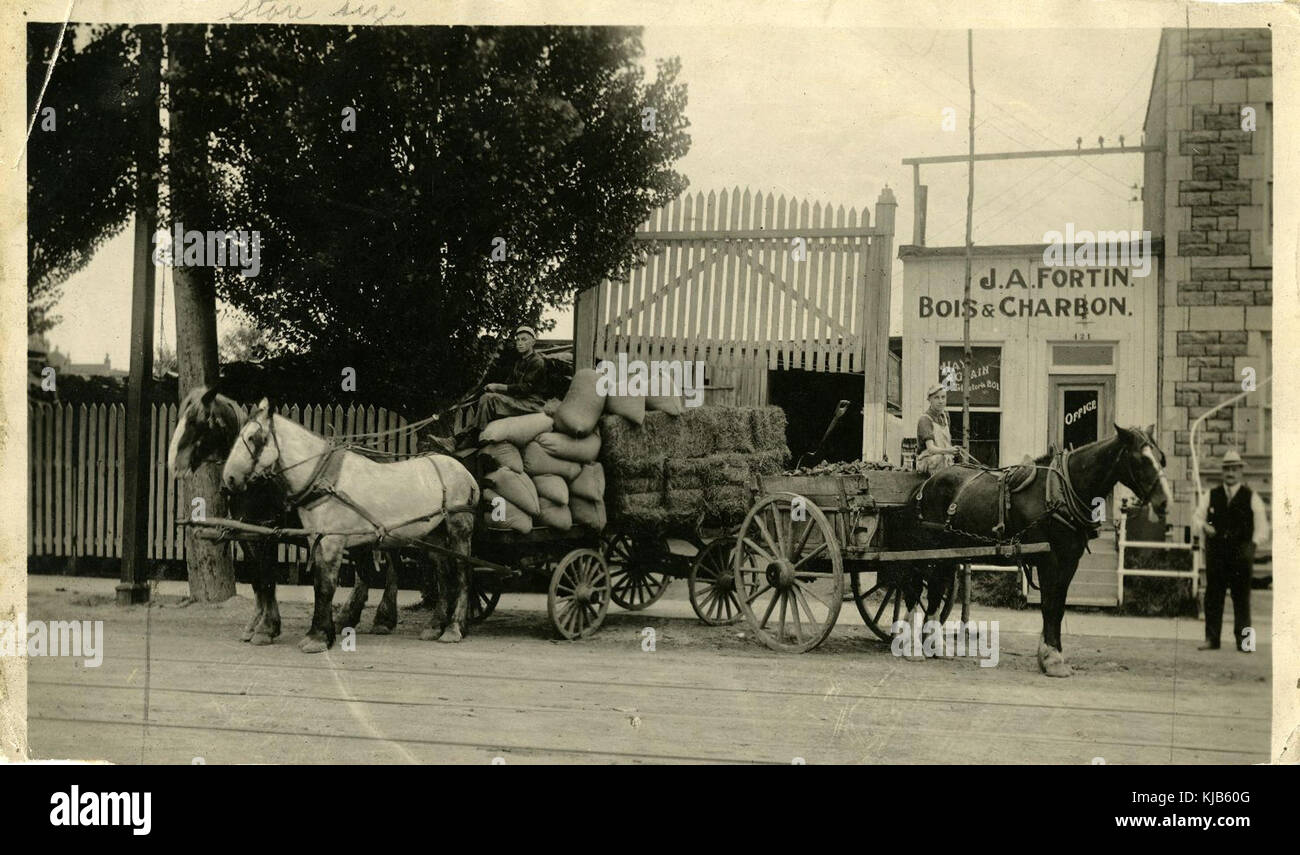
[237,414,336,507]
[1121,434,1169,508]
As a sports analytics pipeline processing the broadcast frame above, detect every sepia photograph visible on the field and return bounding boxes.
[2,0,1294,795]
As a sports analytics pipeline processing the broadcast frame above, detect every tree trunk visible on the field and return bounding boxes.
[168,25,235,602]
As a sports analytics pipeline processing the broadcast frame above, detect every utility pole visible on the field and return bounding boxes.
[961,29,975,461]
[117,24,162,605]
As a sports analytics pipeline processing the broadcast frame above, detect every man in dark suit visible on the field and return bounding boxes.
[1193,449,1270,652]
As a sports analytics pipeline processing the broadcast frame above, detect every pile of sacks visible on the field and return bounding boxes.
[475,367,685,534]
[600,406,790,533]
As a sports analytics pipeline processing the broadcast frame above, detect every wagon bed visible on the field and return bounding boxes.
[733,469,1051,652]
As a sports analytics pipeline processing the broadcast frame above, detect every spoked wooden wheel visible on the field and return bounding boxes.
[850,568,908,641]
[467,573,501,625]
[547,548,611,640]
[851,564,957,641]
[604,533,672,611]
[734,493,843,653]
[688,536,746,625]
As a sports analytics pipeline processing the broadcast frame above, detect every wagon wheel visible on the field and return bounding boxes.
[851,565,957,642]
[733,493,843,653]
[604,533,672,611]
[688,536,747,626]
[467,573,501,625]
[547,548,611,640]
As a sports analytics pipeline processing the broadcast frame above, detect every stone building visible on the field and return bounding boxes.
[1142,27,1272,520]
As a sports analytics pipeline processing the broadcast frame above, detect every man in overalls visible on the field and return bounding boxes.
[1193,449,1270,652]
[916,383,961,473]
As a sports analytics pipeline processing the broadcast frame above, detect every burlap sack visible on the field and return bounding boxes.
[484,467,541,516]
[522,440,583,479]
[481,488,532,534]
[535,496,574,531]
[570,496,608,531]
[480,412,554,445]
[535,430,601,463]
[569,462,606,502]
[480,441,524,474]
[552,368,606,436]
[531,473,569,505]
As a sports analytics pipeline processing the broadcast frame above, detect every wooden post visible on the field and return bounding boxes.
[861,187,897,461]
[911,163,928,246]
[961,29,975,460]
[117,24,161,606]
[573,285,599,370]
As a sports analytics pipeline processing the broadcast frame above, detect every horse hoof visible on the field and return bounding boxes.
[333,621,355,638]
[250,632,275,646]
[240,628,255,642]
[1037,636,1070,676]
[371,625,393,636]
[419,627,443,641]
[437,626,463,643]
[299,636,329,654]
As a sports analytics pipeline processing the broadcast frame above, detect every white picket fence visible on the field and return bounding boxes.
[27,401,416,562]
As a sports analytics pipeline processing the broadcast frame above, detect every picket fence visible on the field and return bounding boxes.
[27,401,415,564]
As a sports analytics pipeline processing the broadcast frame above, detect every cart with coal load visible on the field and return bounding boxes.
[732,466,1052,653]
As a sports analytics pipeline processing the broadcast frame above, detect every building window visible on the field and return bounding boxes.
[937,344,1001,467]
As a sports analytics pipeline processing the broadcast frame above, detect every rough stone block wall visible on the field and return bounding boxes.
[1158,28,1271,516]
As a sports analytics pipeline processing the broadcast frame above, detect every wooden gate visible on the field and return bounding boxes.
[575,186,896,454]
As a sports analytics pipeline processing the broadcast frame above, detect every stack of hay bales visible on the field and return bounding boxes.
[600,406,789,533]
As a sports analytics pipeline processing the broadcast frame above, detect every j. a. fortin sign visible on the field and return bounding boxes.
[898,241,1158,471]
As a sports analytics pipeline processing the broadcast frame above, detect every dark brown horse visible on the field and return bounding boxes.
[168,387,401,644]
[885,425,1171,676]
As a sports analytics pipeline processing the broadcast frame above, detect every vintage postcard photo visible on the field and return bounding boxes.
[1,0,1294,778]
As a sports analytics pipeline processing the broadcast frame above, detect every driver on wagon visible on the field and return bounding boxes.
[916,383,962,473]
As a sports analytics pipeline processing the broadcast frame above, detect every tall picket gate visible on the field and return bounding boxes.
[27,401,415,565]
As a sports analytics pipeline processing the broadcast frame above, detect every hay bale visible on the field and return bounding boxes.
[750,407,788,453]
[531,474,569,505]
[701,484,754,524]
[680,407,754,454]
[664,450,786,491]
[522,441,582,479]
[536,430,601,463]
[605,475,662,496]
[599,411,709,464]
[553,368,606,437]
[480,412,553,446]
[569,462,606,502]
[484,468,540,516]
[481,488,532,534]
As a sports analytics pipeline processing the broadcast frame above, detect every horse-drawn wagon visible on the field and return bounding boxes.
[731,469,1052,653]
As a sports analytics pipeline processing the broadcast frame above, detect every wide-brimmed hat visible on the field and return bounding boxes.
[926,382,947,398]
[1221,449,1244,468]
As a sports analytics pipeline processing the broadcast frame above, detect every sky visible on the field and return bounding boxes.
[43,26,1161,368]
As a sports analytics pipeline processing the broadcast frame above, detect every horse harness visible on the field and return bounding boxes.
[242,414,476,544]
[916,449,1102,548]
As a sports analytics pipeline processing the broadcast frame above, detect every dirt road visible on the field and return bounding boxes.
[24,576,1270,764]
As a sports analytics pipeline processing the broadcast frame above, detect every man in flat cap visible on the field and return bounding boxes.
[916,382,962,473]
[1193,448,1270,652]
[434,325,550,452]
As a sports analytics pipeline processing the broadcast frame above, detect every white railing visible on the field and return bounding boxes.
[1115,503,1200,606]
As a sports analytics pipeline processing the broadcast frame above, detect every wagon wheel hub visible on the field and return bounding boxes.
[767,558,798,589]
[573,582,594,604]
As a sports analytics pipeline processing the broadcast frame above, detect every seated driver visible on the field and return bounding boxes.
[456,324,548,447]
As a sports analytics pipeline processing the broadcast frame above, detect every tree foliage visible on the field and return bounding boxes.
[28,24,690,416]
[26,24,141,334]
[179,24,690,412]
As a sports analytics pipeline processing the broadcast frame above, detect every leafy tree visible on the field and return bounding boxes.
[26,24,140,334]
[191,25,690,413]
